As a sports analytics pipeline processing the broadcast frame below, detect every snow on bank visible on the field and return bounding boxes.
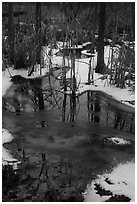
[2,66,49,167]
[2,129,20,170]
[2,44,135,109]
[83,161,135,202]
[2,69,13,96]
[2,65,48,87]
[52,45,134,109]
[62,57,135,108]
[78,79,135,108]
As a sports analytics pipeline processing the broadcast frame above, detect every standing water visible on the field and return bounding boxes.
[2,74,135,201]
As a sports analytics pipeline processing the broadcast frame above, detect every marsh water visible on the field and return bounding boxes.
[2,72,135,200]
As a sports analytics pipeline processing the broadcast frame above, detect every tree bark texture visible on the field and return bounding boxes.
[8,3,15,65]
[131,3,135,40]
[96,2,106,74]
[36,3,41,65]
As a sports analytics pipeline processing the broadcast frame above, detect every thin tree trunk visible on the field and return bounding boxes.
[96,2,106,74]
[36,2,41,74]
[8,3,15,66]
[131,3,135,41]
[62,26,67,92]
[88,4,97,83]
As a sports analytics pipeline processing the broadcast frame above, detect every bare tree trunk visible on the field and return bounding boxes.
[131,3,135,41]
[36,2,42,74]
[72,29,76,94]
[88,4,97,83]
[96,2,106,74]
[8,3,15,66]
[69,9,76,122]
[62,25,67,92]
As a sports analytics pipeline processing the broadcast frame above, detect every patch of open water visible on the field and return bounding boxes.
[2,74,135,201]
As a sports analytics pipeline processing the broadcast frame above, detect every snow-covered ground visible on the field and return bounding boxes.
[53,45,135,108]
[2,128,20,170]
[2,44,135,108]
[2,70,21,168]
[83,161,135,202]
[2,69,13,96]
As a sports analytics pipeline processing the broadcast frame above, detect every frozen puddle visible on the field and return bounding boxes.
[2,128,20,170]
[83,161,135,202]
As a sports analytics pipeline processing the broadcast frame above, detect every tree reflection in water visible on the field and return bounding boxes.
[87,91,100,123]
[61,92,78,122]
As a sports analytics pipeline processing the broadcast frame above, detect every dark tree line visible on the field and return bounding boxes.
[3,2,135,74]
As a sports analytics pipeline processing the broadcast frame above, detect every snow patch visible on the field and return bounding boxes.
[84,161,135,202]
[2,128,20,170]
[106,137,131,145]
[2,128,14,144]
[2,69,13,96]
